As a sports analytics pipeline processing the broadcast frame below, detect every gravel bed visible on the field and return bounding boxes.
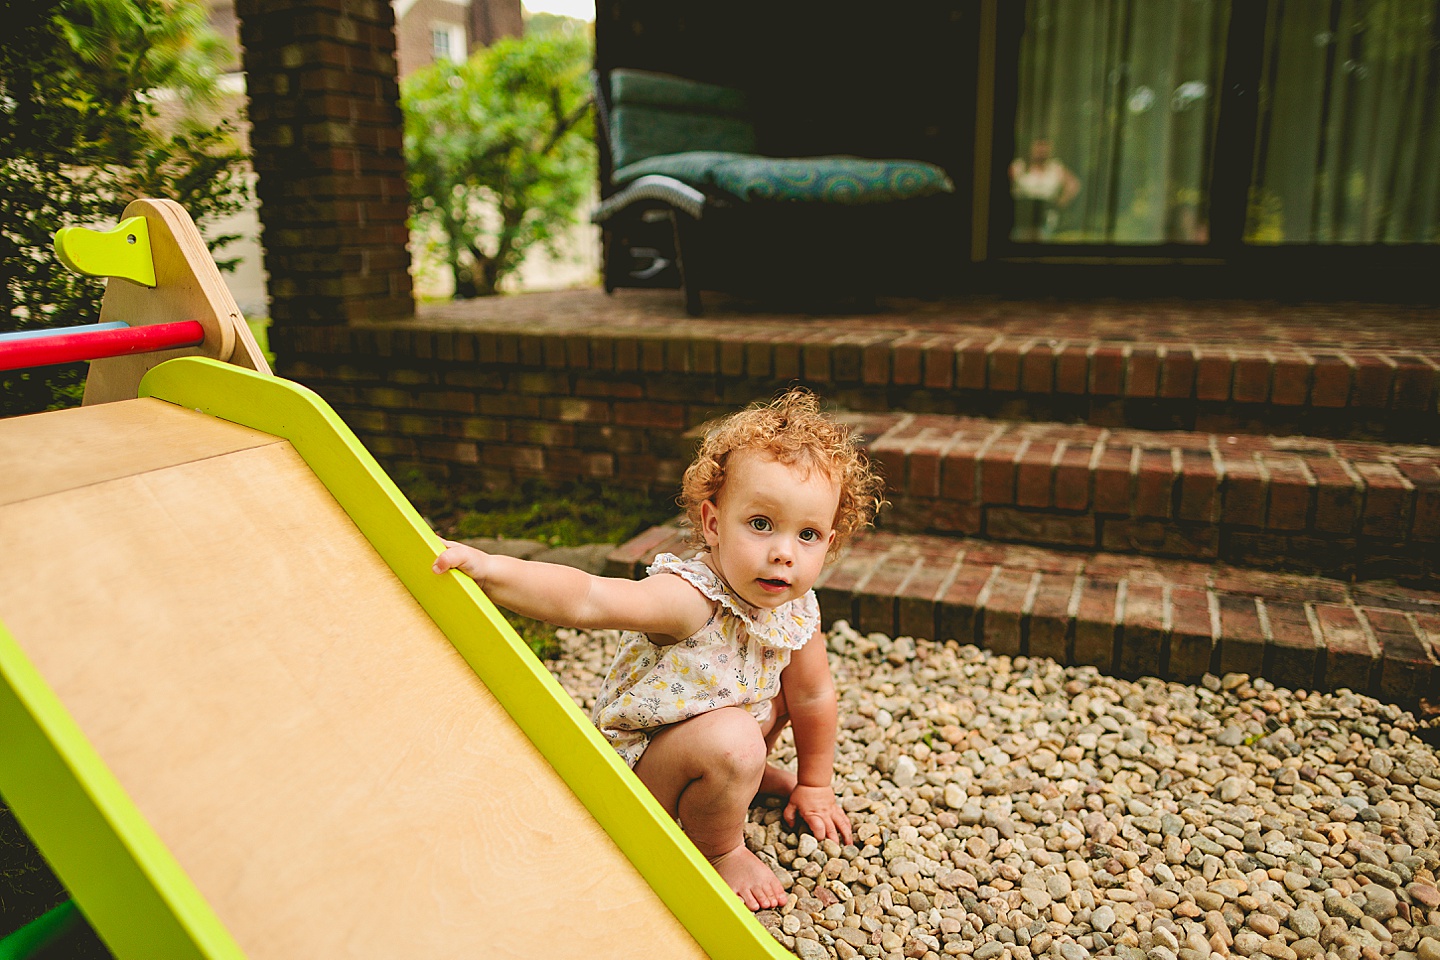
[546,622,1440,960]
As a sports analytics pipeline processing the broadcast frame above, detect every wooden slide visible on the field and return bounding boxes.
[0,209,792,959]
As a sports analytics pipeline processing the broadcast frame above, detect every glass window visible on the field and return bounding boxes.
[1010,0,1230,244]
[431,24,464,62]
[1246,0,1440,243]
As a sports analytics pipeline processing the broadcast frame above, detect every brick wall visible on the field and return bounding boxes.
[237,0,414,325]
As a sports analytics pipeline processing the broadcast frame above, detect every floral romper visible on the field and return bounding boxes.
[591,553,820,768]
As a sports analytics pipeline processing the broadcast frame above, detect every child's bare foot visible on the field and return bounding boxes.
[708,844,787,911]
[755,763,796,801]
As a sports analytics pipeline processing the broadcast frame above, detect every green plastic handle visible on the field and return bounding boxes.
[54,216,156,286]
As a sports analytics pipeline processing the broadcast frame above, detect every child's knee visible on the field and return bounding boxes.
[701,710,768,779]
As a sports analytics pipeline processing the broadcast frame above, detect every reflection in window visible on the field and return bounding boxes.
[1247,0,1440,243]
[1012,0,1229,244]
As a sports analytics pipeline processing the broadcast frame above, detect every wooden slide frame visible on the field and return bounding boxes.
[0,356,792,960]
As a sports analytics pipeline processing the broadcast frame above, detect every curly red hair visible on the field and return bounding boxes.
[679,388,885,557]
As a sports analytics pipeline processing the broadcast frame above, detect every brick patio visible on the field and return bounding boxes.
[269,287,1440,704]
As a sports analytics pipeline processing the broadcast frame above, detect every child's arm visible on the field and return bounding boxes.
[779,627,853,845]
[433,540,713,641]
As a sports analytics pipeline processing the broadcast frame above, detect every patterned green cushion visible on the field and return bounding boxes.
[613,151,955,205]
[608,70,756,169]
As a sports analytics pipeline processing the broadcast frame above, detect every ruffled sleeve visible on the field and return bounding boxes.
[645,553,820,651]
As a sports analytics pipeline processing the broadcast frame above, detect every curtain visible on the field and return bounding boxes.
[1247,0,1440,243]
[1012,0,1230,244]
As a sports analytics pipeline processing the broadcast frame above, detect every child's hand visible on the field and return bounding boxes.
[432,539,492,584]
[784,783,853,846]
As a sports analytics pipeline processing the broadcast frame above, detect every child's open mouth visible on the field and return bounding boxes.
[757,577,789,593]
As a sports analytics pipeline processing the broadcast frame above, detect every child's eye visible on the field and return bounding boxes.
[748,517,772,532]
[799,528,822,543]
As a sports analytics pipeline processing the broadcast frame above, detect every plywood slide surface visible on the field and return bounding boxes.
[0,399,707,959]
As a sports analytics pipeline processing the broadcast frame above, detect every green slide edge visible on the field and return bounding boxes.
[0,625,245,960]
[139,356,791,960]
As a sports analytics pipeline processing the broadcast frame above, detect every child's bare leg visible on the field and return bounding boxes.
[757,690,796,800]
[634,707,786,911]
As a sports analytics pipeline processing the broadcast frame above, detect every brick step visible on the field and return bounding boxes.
[840,412,1440,586]
[605,522,1440,706]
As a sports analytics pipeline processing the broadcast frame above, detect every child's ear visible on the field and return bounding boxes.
[700,498,720,546]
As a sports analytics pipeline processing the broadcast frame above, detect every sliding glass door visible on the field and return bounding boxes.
[992,0,1440,266]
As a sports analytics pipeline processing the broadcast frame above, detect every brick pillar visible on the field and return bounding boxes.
[236,0,414,326]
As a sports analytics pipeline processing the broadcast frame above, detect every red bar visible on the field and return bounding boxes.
[0,321,205,372]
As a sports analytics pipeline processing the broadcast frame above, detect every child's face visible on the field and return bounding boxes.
[699,450,840,611]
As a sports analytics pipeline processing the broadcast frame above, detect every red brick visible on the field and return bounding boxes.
[1216,594,1265,677]
[987,342,1022,393]
[1231,351,1271,404]
[1350,353,1396,408]
[896,556,962,640]
[1177,447,1220,522]
[1053,442,1094,511]
[956,340,989,390]
[1220,452,1266,528]
[1195,348,1233,401]
[1028,572,1078,664]
[1264,600,1320,692]
[940,435,986,502]
[1355,462,1412,538]
[1418,614,1440,699]
[719,338,745,377]
[1168,586,1215,681]
[1088,345,1125,396]
[892,340,923,385]
[1124,347,1160,398]
[978,436,1025,504]
[813,549,876,626]
[803,340,833,382]
[1309,458,1362,535]
[936,564,996,644]
[1073,577,1120,671]
[1308,354,1353,408]
[1092,443,1135,515]
[1020,341,1057,394]
[1054,344,1090,394]
[1262,456,1314,532]
[906,434,951,498]
[983,568,1037,657]
[691,338,717,375]
[923,338,957,389]
[1271,353,1313,406]
[773,341,801,380]
[1390,354,1438,411]
[1119,580,1166,679]
[985,508,1096,548]
[1365,607,1433,703]
[1313,603,1377,694]
[1015,441,1058,508]
[1134,448,1176,519]
[868,435,909,500]
[745,341,772,378]
[862,342,891,384]
[614,401,686,429]
[1396,461,1440,541]
[854,554,919,636]
[1159,346,1196,400]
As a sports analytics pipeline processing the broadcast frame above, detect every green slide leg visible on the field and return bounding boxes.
[0,900,81,960]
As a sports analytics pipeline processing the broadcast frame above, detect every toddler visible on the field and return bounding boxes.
[432,388,884,910]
